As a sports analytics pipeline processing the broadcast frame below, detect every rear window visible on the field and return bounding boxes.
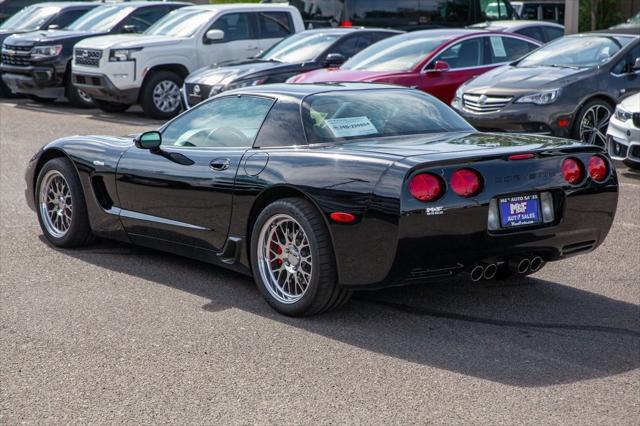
[302,90,473,144]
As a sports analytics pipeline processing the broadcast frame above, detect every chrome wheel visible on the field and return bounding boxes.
[152,80,181,113]
[257,214,312,304]
[39,170,72,238]
[77,88,92,103]
[580,104,611,147]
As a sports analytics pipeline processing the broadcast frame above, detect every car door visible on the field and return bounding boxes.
[200,12,259,68]
[255,11,294,52]
[116,95,276,252]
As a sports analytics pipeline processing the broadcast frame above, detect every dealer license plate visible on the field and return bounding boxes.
[498,194,541,228]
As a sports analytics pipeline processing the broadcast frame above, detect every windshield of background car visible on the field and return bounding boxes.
[0,5,60,31]
[259,32,341,62]
[302,90,474,143]
[517,35,634,68]
[341,32,448,71]
[145,9,215,37]
[67,5,135,32]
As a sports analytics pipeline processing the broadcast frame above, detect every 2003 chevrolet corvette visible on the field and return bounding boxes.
[25,83,618,316]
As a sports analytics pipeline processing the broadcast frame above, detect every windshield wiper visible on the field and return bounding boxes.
[547,64,581,70]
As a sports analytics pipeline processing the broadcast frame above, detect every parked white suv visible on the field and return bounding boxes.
[72,4,304,118]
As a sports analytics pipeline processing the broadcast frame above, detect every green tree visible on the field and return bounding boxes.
[579,0,623,31]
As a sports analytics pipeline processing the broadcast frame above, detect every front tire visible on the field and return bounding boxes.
[250,198,351,316]
[35,158,93,248]
[66,80,94,108]
[140,70,183,119]
[573,99,613,146]
[93,99,131,113]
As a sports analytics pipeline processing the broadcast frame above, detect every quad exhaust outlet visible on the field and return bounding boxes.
[470,255,545,281]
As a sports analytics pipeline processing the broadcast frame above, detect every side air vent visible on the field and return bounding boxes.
[91,176,113,209]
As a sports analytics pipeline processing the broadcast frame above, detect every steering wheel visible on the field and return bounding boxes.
[205,126,247,147]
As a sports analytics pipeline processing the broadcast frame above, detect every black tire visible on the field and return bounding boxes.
[66,79,94,108]
[250,198,351,316]
[35,158,94,248]
[140,70,183,119]
[572,99,613,146]
[27,95,56,104]
[93,99,131,113]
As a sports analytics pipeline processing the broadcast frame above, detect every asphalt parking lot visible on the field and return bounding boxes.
[1,99,639,424]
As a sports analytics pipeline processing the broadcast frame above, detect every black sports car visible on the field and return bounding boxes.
[182,27,401,108]
[451,29,640,146]
[25,83,618,316]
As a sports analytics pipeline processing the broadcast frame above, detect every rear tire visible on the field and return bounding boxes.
[250,198,351,316]
[140,70,183,119]
[66,80,94,108]
[35,158,94,248]
[93,99,131,113]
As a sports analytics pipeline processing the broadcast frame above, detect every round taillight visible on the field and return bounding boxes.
[408,173,443,202]
[450,168,482,197]
[561,158,584,185]
[588,155,608,182]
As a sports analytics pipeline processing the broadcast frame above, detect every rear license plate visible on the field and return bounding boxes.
[498,194,541,228]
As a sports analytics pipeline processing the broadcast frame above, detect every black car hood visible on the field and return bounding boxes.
[463,65,593,95]
[186,60,312,86]
[4,29,103,46]
[329,132,580,158]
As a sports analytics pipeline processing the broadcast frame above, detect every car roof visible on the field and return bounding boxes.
[26,2,92,7]
[591,28,640,37]
[224,82,409,99]
[97,1,188,7]
[180,3,296,12]
[301,27,402,35]
[471,20,564,29]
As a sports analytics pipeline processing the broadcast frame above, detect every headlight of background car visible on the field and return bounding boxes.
[515,89,561,105]
[451,85,465,109]
[30,45,62,59]
[109,48,142,62]
[226,78,267,91]
[614,105,633,121]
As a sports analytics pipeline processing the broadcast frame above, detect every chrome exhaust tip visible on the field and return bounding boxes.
[530,256,544,272]
[470,265,485,282]
[508,257,530,275]
[483,263,498,280]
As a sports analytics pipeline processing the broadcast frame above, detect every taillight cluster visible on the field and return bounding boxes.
[561,155,609,185]
[408,168,483,202]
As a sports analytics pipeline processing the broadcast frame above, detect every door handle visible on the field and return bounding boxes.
[210,158,230,171]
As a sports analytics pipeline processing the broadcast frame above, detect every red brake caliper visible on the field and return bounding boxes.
[270,240,283,266]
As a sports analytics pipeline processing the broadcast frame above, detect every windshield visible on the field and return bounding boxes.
[628,12,640,24]
[145,9,215,37]
[518,35,633,68]
[67,5,135,32]
[259,32,341,63]
[0,5,60,31]
[341,33,446,72]
[303,90,473,144]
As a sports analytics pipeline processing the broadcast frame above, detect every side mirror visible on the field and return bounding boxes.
[433,60,450,73]
[122,24,137,34]
[206,29,224,42]
[324,53,346,68]
[47,24,60,30]
[633,57,640,71]
[134,131,162,151]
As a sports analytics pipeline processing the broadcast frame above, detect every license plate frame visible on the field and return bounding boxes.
[498,193,542,229]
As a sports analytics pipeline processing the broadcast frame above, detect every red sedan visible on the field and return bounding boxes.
[289,29,542,104]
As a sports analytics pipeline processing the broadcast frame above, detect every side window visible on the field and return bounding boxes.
[210,13,252,42]
[487,36,537,64]
[49,8,90,29]
[516,26,545,44]
[120,6,168,33]
[434,38,483,69]
[542,26,564,42]
[612,45,640,75]
[161,96,274,148]
[331,35,370,58]
[257,11,293,39]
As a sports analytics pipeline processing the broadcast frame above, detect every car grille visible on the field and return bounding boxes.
[1,44,32,67]
[633,113,640,128]
[75,48,102,67]
[184,83,212,107]
[462,93,512,113]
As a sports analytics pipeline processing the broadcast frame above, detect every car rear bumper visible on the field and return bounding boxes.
[72,72,139,104]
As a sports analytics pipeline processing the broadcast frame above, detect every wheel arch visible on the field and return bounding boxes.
[572,94,617,128]
[31,148,76,203]
[139,63,189,101]
[244,184,339,279]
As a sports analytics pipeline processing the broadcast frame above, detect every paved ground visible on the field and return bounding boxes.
[1,99,639,425]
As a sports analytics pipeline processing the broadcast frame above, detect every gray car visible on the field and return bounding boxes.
[452,29,640,145]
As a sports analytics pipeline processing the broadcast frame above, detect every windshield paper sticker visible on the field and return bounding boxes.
[490,36,506,58]
[325,116,378,138]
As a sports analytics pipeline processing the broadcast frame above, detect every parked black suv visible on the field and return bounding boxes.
[262,0,517,29]
[1,1,187,107]
[0,1,97,96]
